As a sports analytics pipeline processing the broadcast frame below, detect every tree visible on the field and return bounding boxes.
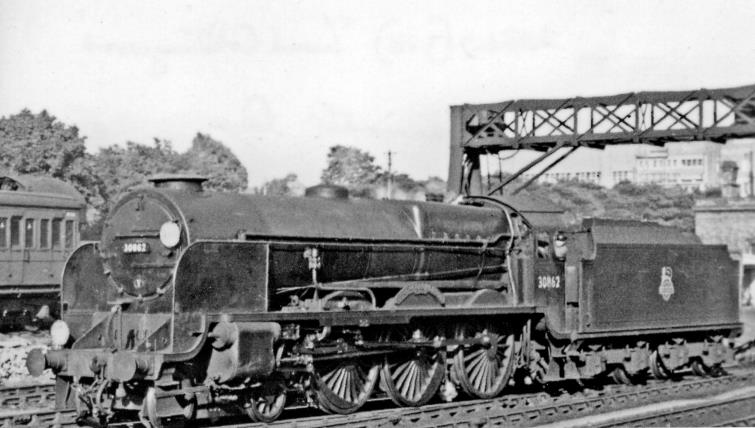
[91,139,183,210]
[319,146,448,200]
[181,133,248,192]
[516,179,696,231]
[321,145,382,193]
[0,109,98,204]
[375,172,423,192]
[91,134,249,210]
[253,173,303,196]
[0,109,249,236]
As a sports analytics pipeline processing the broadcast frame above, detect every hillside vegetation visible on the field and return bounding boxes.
[513,179,699,230]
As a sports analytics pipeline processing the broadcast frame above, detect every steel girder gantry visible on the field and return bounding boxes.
[447,84,755,196]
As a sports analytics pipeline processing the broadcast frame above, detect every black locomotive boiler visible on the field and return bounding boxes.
[28,175,740,427]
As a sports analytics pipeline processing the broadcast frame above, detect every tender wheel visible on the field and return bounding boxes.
[691,359,709,376]
[314,359,379,414]
[380,327,446,407]
[610,366,632,385]
[246,381,286,423]
[650,350,672,379]
[452,324,515,398]
[691,359,723,378]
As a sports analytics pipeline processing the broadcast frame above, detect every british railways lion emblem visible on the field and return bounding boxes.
[659,266,674,301]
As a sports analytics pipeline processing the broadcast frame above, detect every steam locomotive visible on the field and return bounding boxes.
[27,175,740,427]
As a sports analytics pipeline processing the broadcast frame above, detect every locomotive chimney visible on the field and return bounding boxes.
[148,174,207,192]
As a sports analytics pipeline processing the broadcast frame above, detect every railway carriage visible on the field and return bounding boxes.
[0,175,85,329]
[27,175,740,427]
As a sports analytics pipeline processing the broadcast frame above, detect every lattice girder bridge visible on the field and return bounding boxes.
[448,84,755,196]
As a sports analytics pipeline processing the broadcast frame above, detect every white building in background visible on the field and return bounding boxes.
[511,139,755,195]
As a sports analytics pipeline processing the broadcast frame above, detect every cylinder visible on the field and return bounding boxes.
[206,322,281,384]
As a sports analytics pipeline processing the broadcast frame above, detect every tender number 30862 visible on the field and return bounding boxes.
[537,275,560,289]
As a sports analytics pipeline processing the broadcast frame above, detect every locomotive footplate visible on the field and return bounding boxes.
[207,305,538,327]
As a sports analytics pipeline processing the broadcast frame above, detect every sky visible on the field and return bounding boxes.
[2,0,755,188]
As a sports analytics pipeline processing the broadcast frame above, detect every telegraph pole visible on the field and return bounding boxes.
[386,150,394,199]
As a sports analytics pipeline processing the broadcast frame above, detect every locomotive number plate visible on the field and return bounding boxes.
[537,275,560,289]
[123,242,150,254]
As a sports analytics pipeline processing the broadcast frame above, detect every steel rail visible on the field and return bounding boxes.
[0,408,77,428]
[251,372,753,428]
[588,387,755,427]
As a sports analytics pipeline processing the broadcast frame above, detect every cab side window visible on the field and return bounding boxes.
[52,218,62,249]
[10,216,21,247]
[0,218,6,248]
[25,218,34,248]
[40,219,49,249]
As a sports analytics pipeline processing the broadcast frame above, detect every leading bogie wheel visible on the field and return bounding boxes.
[452,323,516,399]
[314,359,379,414]
[141,378,196,428]
[245,381,287,423]
[380,326,446,407]
[142,387,163,428]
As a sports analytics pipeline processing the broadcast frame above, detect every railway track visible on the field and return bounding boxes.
[0,382,55,408]
[579,386,755,427]
[249,372,753,428]
[0,408,77,428]
[2,371,752,428]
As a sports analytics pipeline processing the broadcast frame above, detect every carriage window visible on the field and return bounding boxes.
[10,216,21,247]
[65,220,74,248]
[52,218,62,249]
[24,219,34,248]
[0,218,6,248]
[40,219,49,249]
